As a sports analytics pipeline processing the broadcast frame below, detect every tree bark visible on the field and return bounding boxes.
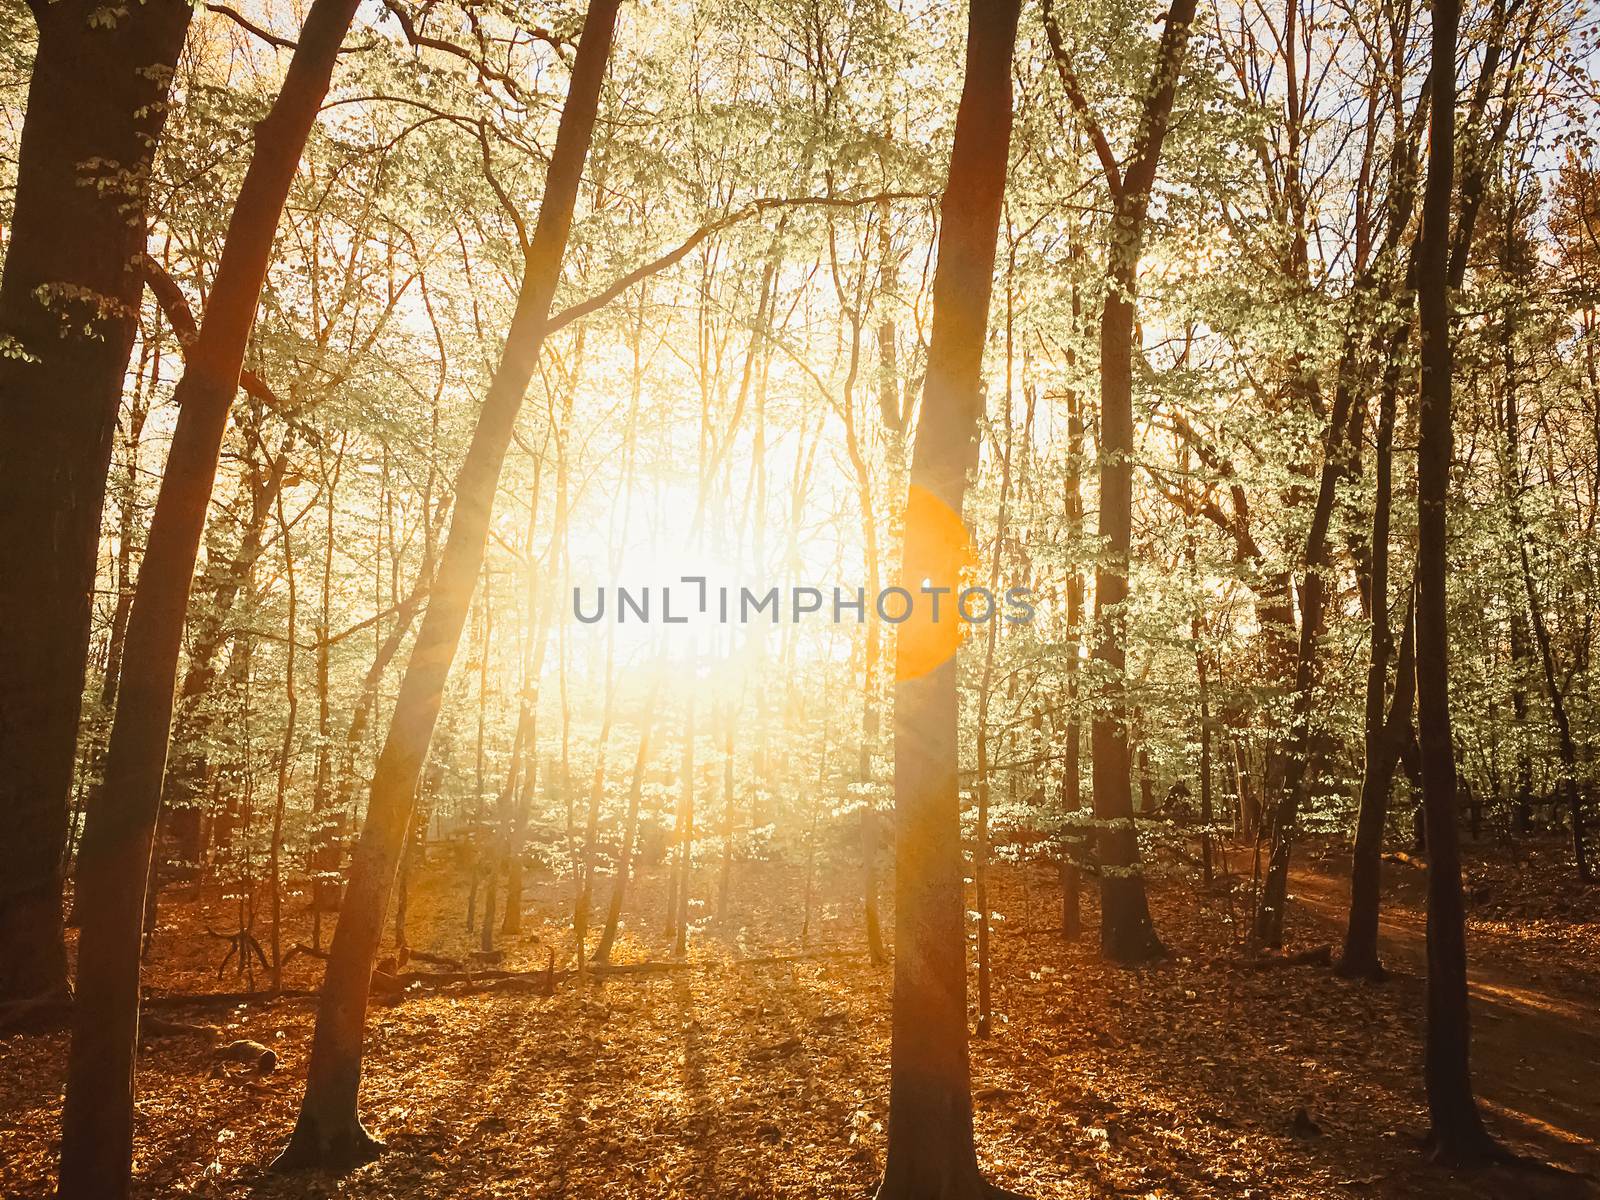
[0,0,192,1008]
[274,0,621,1169]
[1047,0,1198,964]
[1060,382,1086,939]
[876,0,1019,1193]
[58,1,361,1195]
[1415,0,1500,1163]
[1253,363,1358,947]
[1340,591,1415,980]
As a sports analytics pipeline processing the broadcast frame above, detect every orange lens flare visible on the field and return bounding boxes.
[893,484,979,682]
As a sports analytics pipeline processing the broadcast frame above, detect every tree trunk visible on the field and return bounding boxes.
[876,0,1019,1193]
[161,432,295,875]
[1063,0,1199,965]
[273,0,621,1168]
[269,488,301,994]
[593,685,661,966]
[0,0,191,1009]
[1415,0,1500,1163]
[58,2,360,1194]
[311,444,348,930]
[717,709,735,926]
[573,672,616,977]
[1092,272,1165,964]
[1339,349,1409,981]
[671,691,695,955]
[1196,632,1213,885]
[1061,384,1086,940]
[1341,593,1415,980]
[1254,363,1358,946]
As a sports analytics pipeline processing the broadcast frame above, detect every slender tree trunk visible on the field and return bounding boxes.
[311,444,347,933]
[974,315,1016,1039]
[876,0,1019,1193]
[504,453,552,937]
[58,4,361,1194]
[0,0,191,1009]
[467,585,491,934]
[274,1,620,1167]
[717,709,735,926]
[1049,0,1198,965]
[481,717,525,957]
[674,690,696,959]
[574,672,616,977]
[1254,422,1354,945]
[1061,385,1086,940]
[101,352,155,718]
[1343,595,1417,979]
[1339,350,1408,981]
[1507,614,1534,835]
[593,684,661,966]
[1196,633,1213,885]
[1416,0,1500,1162]
[1092,265,1165,964]
[975,722,994,1039]
[1520,539,1591,879]
[162,433,295,873]
[269,489,301,994]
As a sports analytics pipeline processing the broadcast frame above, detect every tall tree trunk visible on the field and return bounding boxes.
[1339,346,1410,981]
[1254,363,1359,946]
[58,3,360,1195]
[1341,592,1416,980]
[1415,0,1500,1163]
[0,0,191,1008]
[717,708,735,926]
[573,669,616,977]
[974,307,1016,1039]
[311,442,348,933]
[274,0,621,1168]
[1091,254,1166,963]
[674,690,696,959]
[876,0,1019,1193]
[1195,626,1213,885]
[1507,614,1534,836]
[593,682,662,966]
[269,487,301,994]
[1060,382,1086,940]
[1045,0,1198,964]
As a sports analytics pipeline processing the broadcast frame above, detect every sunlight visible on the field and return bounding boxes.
[10,0,1599,1194]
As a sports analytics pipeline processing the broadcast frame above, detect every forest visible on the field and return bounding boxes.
[1,0,1598,1195]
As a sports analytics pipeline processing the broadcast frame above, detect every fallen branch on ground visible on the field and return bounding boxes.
[1248,944,1333,970]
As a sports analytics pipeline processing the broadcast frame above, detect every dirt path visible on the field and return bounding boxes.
[1289,863,1600,1177]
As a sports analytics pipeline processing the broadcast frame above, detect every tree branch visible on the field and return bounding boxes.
[205,3,376,54]
[141,254,282,415]
[1041,0,1122,195]
[544,191,933,336]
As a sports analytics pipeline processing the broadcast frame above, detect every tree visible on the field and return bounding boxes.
[1414,0,1501,1165]
[57,1,364,1193]
[0,0,192,1009]
[1044,0,1201,964]
[274,0,624,1167]
[875,0,1021,1195]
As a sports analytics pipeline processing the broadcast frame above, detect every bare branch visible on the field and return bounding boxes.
[1041,0,1123,195]
[544,191,933,336]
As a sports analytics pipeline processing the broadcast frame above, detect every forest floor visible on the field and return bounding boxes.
[2,835,1596,1199]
